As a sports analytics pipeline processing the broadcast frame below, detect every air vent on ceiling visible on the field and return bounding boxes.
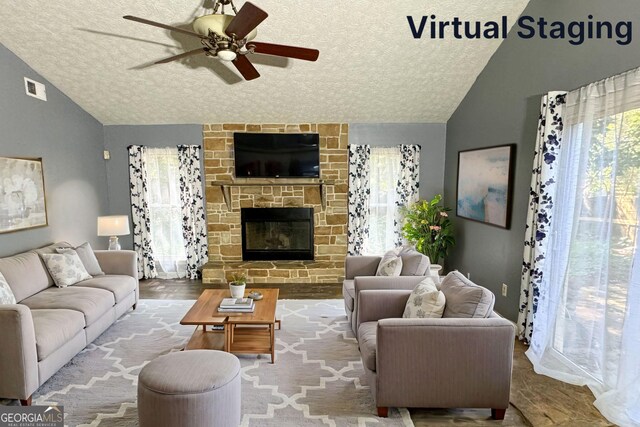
[24,77,47,101]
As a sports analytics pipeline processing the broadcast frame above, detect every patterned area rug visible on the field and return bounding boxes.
[33,299,413,427]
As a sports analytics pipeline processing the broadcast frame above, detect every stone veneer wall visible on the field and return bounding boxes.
[202,123,348,284]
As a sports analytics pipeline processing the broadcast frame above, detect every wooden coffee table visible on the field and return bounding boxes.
[180,289,280,363]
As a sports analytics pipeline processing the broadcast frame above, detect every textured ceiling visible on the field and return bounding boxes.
[0,0,528,125]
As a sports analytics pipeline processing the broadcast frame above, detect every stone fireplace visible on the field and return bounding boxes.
[241,207,314,261]
[202,123,348,284]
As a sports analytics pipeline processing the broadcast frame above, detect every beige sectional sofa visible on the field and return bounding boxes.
[0,243,138,404]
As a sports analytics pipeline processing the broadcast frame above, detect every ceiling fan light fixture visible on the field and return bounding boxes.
[217,49,237,61]
[192,14,257,41]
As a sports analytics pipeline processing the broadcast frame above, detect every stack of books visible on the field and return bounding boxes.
[218,297,255,313]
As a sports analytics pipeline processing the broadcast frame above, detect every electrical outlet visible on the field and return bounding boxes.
[501,283,508,297]
[103,150,110,160]
[467,272,471,279]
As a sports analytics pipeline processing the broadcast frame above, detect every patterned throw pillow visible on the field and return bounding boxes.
[41,251,92,288]
[402,277,446,318]
[376,256,403,276]
[0,272,17,304]
[56,242,104,276]
[375,249,401,276]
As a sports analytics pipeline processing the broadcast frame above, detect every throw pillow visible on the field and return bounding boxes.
[398,247,430,276]
[56,242,104,276]
[402,277,445,318]
[439,271,495,318]
[376,257,403,276]
[376,249,403,276]
[41,252,92,288]
[0,272,17,304]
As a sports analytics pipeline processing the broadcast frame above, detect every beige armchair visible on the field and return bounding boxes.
[356,288,515,419]
[343,253,434,334]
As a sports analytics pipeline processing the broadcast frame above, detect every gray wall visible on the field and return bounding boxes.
[349,123,447,200]
[444,0,640,321]
[103,125,203,249]
[0,44,109,256]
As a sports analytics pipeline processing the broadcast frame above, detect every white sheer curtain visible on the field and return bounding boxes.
[365,147,402,254]
[143,147,187,278]
[528,68,640,427]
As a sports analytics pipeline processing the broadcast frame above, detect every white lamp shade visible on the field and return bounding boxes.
[97,215,130,236]
[217,50,237,61]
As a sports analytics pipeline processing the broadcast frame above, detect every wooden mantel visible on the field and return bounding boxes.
[211,178,333,211]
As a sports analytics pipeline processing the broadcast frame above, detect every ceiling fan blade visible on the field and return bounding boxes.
[224,2,268,40]
[249,42,319,62]
[123,15,204,39]
[155,48,208,64]
[232,55,260,81]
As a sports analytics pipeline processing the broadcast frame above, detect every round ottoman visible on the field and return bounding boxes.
[138,350,241,427]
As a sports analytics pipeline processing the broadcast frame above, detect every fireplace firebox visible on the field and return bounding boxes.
[241,208,314,261]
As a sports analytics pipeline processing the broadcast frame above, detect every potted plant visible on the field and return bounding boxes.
[401,194,455,273]
[228,272,247,299]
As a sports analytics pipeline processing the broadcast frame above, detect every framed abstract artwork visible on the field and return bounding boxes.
[456,145,515,229]
[0,157,48,233]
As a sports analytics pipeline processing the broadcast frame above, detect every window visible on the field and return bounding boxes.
[143,147,186,278]
[529,69,640,426]
[365,147,402,254]
[552,107,640,383]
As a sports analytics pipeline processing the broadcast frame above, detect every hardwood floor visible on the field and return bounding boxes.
[139,278,342,300]
[140,278,609,426]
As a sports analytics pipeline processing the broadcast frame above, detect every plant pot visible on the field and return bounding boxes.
[429,264,443,283]
[229,282,246,299]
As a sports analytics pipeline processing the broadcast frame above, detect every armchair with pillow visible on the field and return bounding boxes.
[343,247,435,334]
[356,271,515,419]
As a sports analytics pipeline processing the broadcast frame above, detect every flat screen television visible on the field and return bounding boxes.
[234,133,320,178]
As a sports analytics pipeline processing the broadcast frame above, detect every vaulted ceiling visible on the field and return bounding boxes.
[0,0,528,124]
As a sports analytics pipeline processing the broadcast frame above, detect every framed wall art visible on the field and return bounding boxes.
[0,157,48,233]
[456,145,515,229]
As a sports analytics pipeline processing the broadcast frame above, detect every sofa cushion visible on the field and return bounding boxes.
[75,275,137,303]
[342,280,355,312]
[358,321,378,372]
[33,242,72,256]
[0,272,16,304]
[440,271,495,318]
[403,277,445,318]
[20,287,115,325]
[57,242,104,276]
[0,251,51,302]
[31,309,86,361]
[398,248,430,276]
[41,252,93,288]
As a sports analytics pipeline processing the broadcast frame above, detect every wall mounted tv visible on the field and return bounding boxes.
[234,133,320,178]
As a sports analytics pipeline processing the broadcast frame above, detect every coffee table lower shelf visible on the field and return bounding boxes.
[184,324,276,363]
[184,328,227,351]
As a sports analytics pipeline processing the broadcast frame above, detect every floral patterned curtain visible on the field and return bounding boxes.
[177,145,208,279]
[347,145,371,255]
[517,91,566,344]
[395,144,421,246]
[127,145,157,279]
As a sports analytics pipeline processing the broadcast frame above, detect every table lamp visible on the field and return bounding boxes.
[97,215,130,250]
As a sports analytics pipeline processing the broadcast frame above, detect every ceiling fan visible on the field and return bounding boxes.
[123,0,319,81]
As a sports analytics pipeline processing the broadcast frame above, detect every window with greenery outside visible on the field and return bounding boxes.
[401,194,455,264]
